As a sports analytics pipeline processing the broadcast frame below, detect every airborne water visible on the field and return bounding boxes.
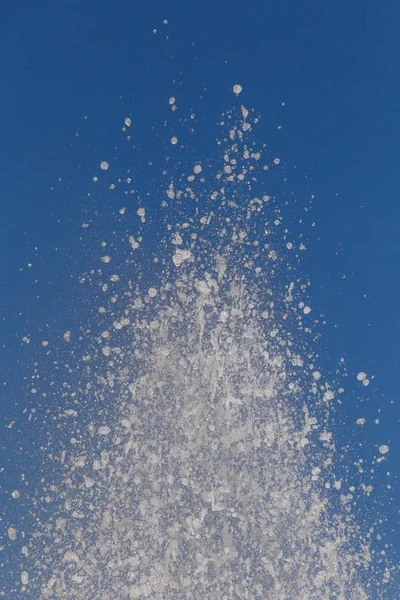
[2,88,394,598]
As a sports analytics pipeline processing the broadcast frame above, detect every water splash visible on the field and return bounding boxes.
[4,93,384,598]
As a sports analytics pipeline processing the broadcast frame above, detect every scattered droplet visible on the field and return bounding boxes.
[172,248,192,267]
[98,425,111,435]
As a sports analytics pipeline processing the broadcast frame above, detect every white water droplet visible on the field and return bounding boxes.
[98,425,111,435]
[21,571,29,585]
[233,84,243,96]
[100,161,109,171]
[172,248,192,267]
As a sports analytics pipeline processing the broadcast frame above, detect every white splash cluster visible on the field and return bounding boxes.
[357,372,370,386]
[23,270,371,598]
[5,94,391,600]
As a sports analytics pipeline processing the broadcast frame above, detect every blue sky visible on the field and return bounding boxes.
[1,0,399,595]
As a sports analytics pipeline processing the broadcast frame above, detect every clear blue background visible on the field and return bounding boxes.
[1,0,399,595]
